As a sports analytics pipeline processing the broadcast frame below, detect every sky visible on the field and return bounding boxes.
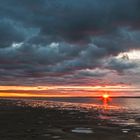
[0,0,140,97]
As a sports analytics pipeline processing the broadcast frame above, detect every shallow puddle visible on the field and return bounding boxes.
[71,127,93,134]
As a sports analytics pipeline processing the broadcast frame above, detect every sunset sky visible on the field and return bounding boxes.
[0,0,140,97]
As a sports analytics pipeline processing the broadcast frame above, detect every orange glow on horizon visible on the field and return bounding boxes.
[0,85,136,91]
[0,85,139,97]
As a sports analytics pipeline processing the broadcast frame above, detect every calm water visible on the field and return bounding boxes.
[43,97,140,110]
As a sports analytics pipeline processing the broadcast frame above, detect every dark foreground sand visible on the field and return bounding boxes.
[0,99,139,140]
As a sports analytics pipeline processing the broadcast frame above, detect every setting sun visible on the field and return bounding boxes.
[102,94,109,99]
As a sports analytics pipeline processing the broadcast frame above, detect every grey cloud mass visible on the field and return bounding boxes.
[0,0,140,86]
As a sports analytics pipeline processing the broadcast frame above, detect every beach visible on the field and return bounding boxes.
[0,98,139,140]
[1,0,140,139]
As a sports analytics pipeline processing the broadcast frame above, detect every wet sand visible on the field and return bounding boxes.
[0,99,139,140]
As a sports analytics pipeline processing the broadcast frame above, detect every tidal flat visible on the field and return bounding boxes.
[0,98,139,140]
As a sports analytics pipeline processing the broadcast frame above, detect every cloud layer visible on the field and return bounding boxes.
[0,0,140,87]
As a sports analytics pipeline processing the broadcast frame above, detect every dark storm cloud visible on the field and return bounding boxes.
[0,0,140,45]
[0,0,140,43]
[76,69,109,77]
[0,31,138,81]
[0,0,140,85]
[106,58,138,73]
[0,19,26,47]
[0,18,39,47]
